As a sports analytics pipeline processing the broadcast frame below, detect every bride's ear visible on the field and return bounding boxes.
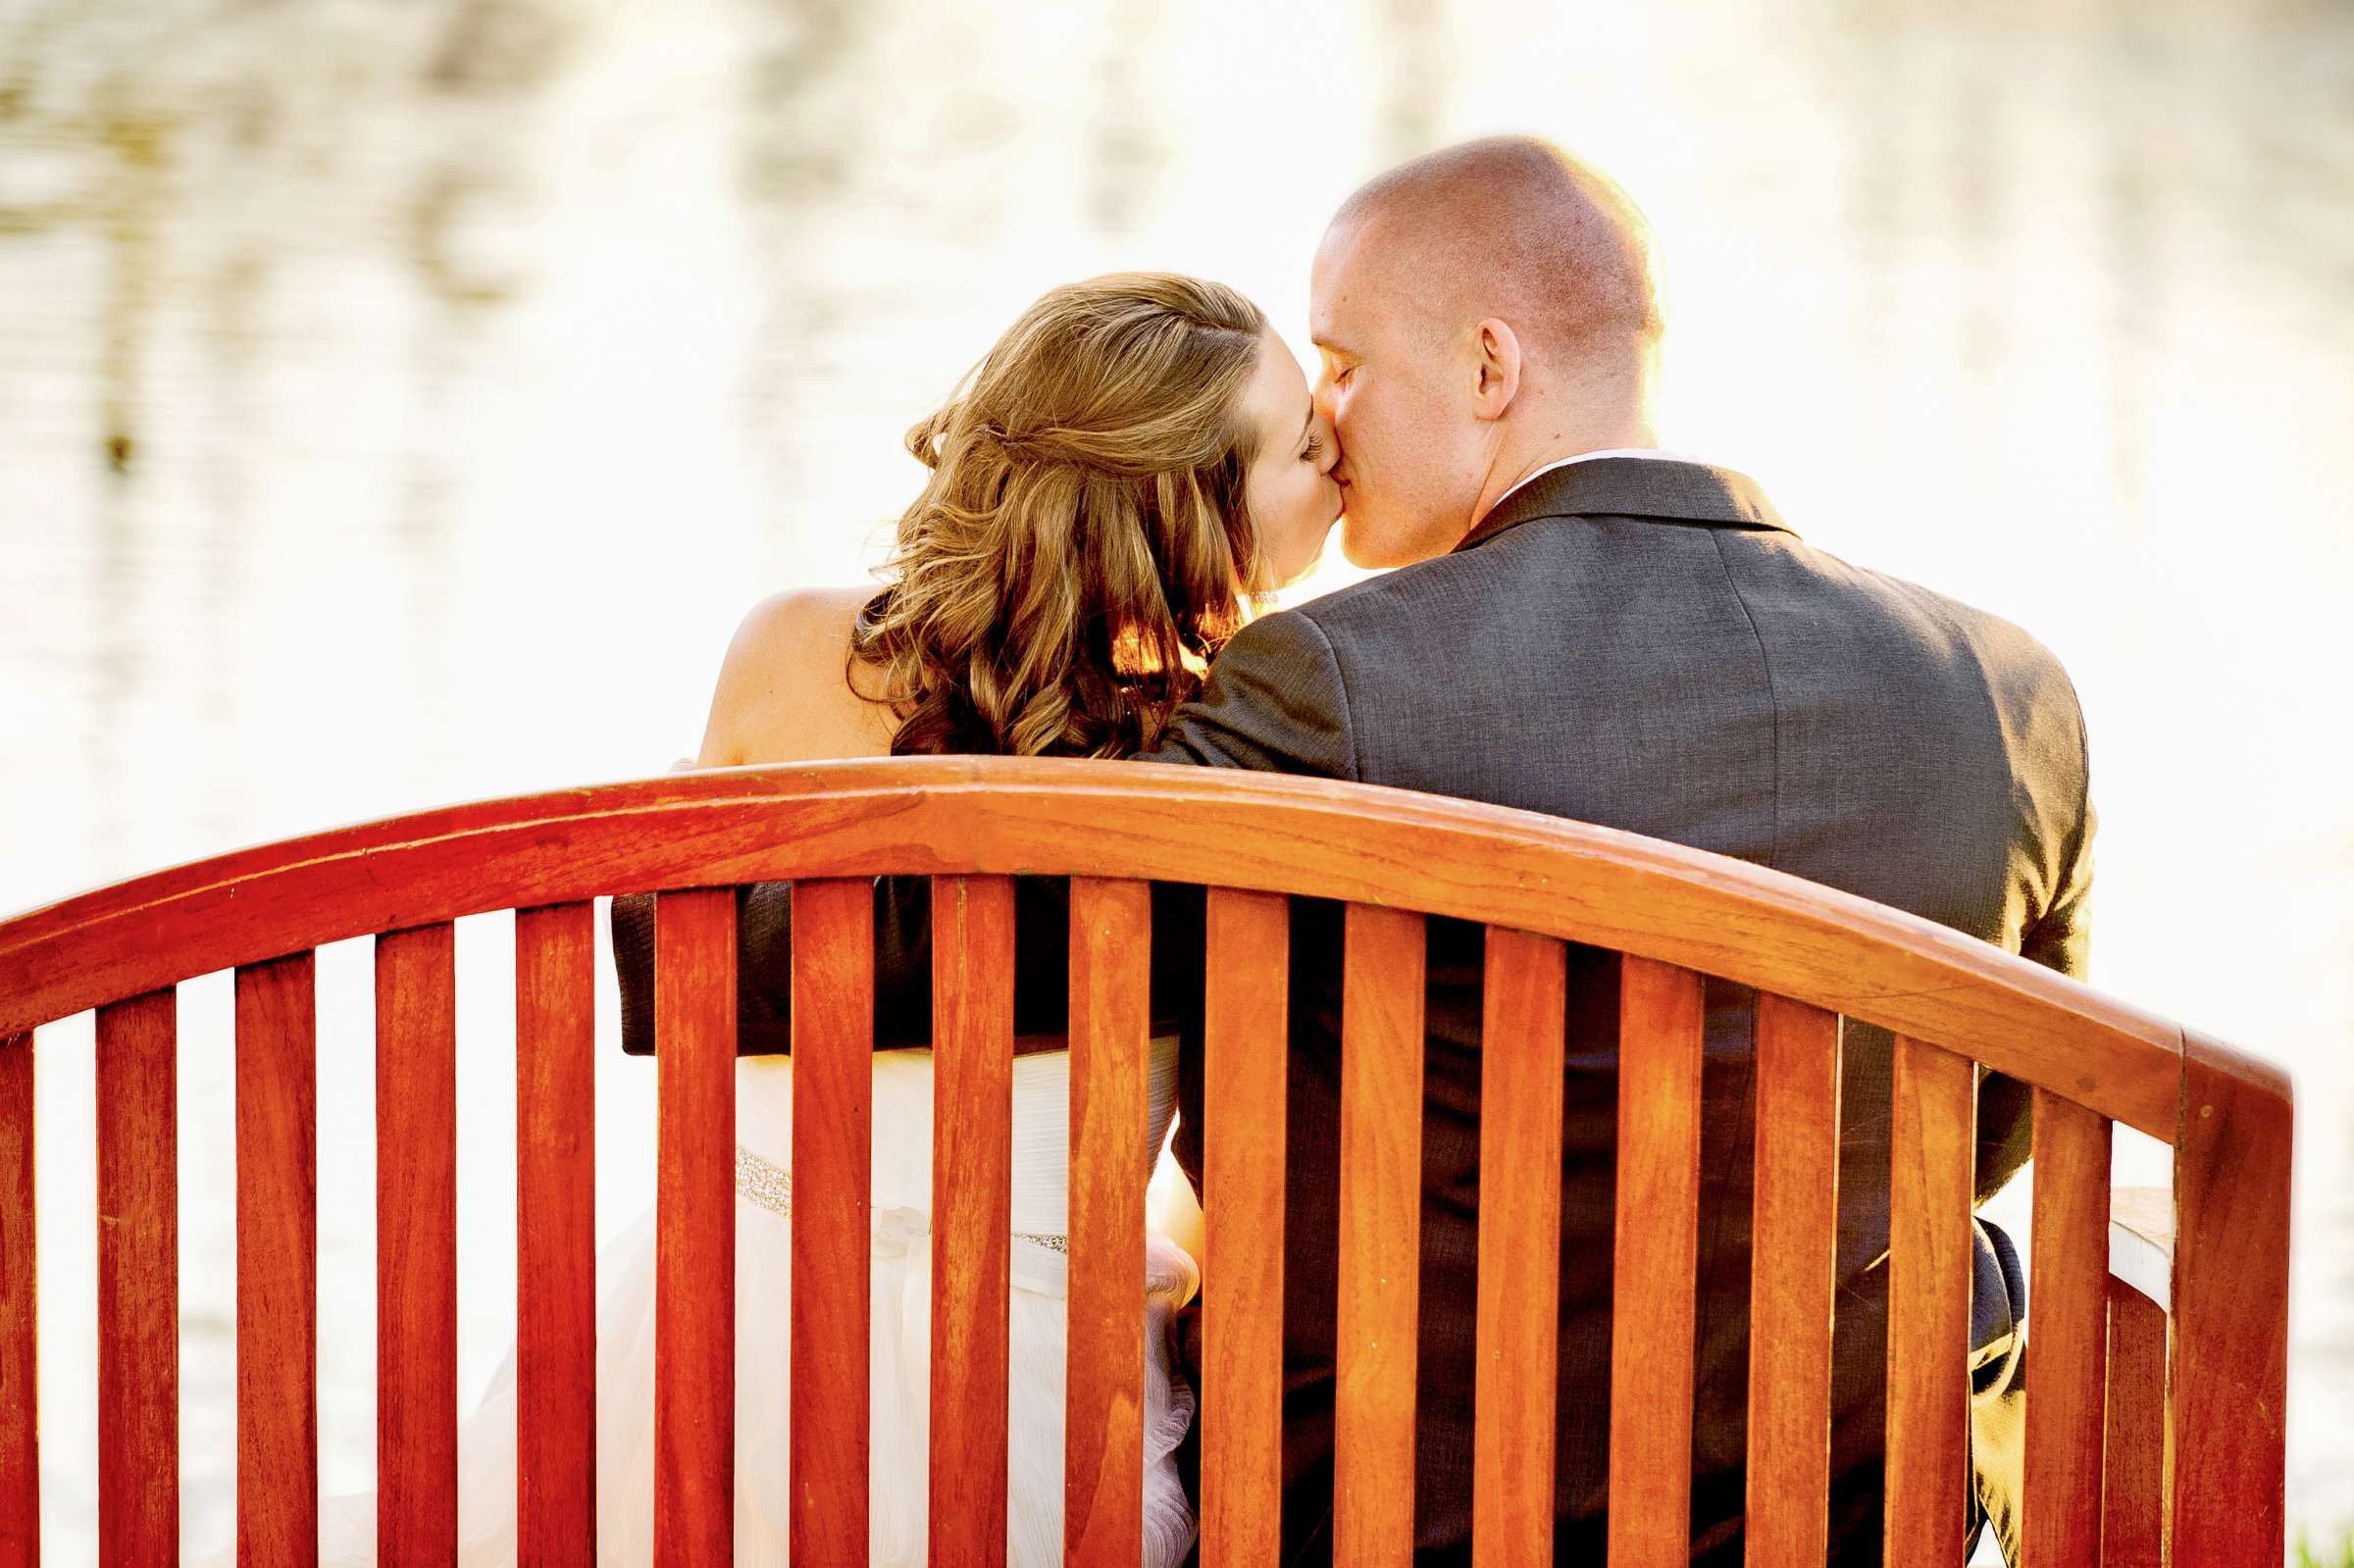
[1470,318,1522,421]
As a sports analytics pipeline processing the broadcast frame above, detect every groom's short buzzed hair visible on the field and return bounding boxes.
[1328,135,1663,355]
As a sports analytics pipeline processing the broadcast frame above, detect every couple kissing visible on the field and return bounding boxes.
[336,134,2084,1567]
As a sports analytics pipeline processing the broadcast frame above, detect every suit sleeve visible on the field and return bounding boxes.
[1978,693,2097,1201]
[2021,795,2094,980]
[1141,607,1358,779]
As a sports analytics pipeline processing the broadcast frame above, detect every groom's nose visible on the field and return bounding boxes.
[1312,374,1340,427]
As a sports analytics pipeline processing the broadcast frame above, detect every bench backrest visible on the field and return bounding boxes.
[0,757,2290,1564]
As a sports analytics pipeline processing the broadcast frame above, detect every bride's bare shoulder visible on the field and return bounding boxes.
[696,584,896,766]
[724,584,873,667]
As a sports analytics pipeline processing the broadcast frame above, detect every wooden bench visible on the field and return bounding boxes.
[0,757,2290,1564]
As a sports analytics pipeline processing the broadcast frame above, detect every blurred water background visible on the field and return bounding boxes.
[2,0,2349,1559]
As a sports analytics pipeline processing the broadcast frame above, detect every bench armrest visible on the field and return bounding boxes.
[2109,1185,2175,1311]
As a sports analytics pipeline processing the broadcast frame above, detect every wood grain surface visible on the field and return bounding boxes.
[1883,1036,1974,1566]
[2101,1278,2169,1567]
[235,951,318,1565]
[1065,878,1151,1568]
[377,923,459,1561]
[1470,927,1566,1568]
[654,887,737,1564]
[96,990,178,1567]
[0,1032,35,1568]
[790,878,875,1568]
[1744,993,1841,1568]
[515,901,598,1566]
[1334,903,1425,1566]
[930,875,1015,1568]
[1198,887,1289,1568]
[2022,1088,2111,1565]
[1607,955,1705,1568]
[2169,1031,2291,1564]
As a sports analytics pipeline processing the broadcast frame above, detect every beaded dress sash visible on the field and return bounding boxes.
[734,1144,1069,1253]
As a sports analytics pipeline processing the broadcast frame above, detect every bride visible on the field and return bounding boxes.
[263,272,1341,1565]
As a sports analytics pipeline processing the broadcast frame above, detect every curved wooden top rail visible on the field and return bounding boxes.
[0,756,2199,1137]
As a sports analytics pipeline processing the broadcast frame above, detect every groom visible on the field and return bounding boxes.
[1146,137,2087,1562]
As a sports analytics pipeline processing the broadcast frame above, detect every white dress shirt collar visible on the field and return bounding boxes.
[1489,448,1702,513]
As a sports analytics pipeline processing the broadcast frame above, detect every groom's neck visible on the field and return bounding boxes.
[1470,413,1662,529]
[1467,348,1663,529]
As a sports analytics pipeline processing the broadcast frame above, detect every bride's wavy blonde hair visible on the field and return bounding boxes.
[850,273,1273,758]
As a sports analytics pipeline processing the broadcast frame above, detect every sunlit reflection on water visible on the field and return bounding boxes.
[4,0,2349,1557]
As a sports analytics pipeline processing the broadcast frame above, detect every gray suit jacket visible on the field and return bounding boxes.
[1142,456,2093,1563]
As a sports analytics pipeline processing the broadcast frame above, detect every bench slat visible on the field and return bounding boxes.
[0,1032,35,1568]
[377,924,458,1559]
[1335,903,1425,1566]
[2102,1278,2167,1565]
[1066,879,1151,1567]
[235,951,319,1563]
[1884,1035,1973,1563]
[2023,1088,2111,1563]
[1608,955,1705,1567]
[931,875,1016,1568]
[1745,993,1841,1568]
[515,901,598,1564]
[2170,1036,2291,1563]
[1471,927,1567,1567]
[655,887,737,1563]
[96,990,178,1567]
[791,879,875,1567]
[1200,888,1289,1568]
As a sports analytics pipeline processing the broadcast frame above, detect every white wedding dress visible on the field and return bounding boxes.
[221,1039,1201,1566]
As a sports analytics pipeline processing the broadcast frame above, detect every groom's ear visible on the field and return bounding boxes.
[1471,318,1522,420]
